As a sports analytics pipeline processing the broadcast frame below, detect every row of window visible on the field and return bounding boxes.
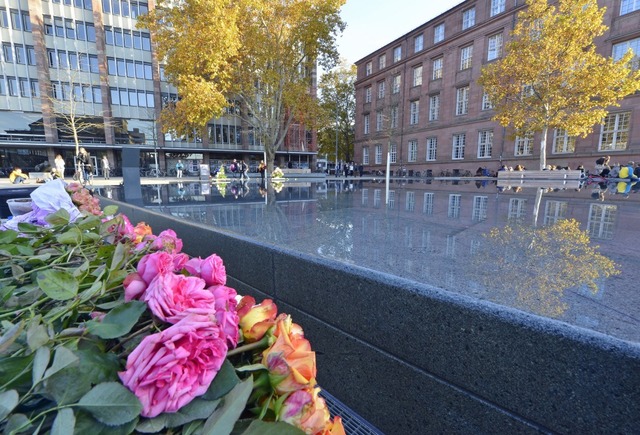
[363,86,491,132]
[361,112,630,164]
[51,82,102,103]
[364,34,503,100]
[366,0,640,77]
[2,43,36,66]
[0,8,31,31]
[43,16,97,42]
[107,57,154,80]
[48,0,93,10]
[110,87,155,107]
[105,27,152,51]
[0,76,40,98]
[101,0,148,18]
[365,0,508,75]
[47,49,100,73]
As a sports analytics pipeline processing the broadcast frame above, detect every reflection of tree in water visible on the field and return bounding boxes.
[475,219,619,317]
[252,183,291,244]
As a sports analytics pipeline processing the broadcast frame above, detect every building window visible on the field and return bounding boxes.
[410,100,420,125]
[393,46,402,63]
[89,55,99,73]
[30,80,40,98]
[412,65,423,87]
[452,133,465,160]
[7,77,18,96]
[462,7,475,29]
[3,43,13,63]
[432,57,443,80]
[363,147,369,165]
[588,204,617,240]
[481,92,493,110]
[392,74,401,94]
[363,114,370,134]
[472,196,488,222]
[376,110,384,131]
[434,23,444,44]
[613,38,639,70]
[414,34,424,52]
[21,77,32,97]
[460,45,473,70]
[544,201,567,226]
[515,133,534,156]
[390,143,397,163]
[390,106,398,128]
[365,61,372,76]
[14,44,26,64]
[377,80,385,99]
[364,86,371,103]
[487,33,503,61]
[423,193,434,215]
[10,9,21,30]
[456,86,469,115]
[375,144,382,164]
[620,0,640,15]
[478,130,493,158]
[509,198,527,222]
[429,94,440,121]
[408,140,418,162]
[65,19,75,38]
[552,129,575,154]
[599,112,630,151]
[378,55,386,70]
[490,0,506,17]
[448,194,461,219]
[426,137,437,161]
[0,8,8,28]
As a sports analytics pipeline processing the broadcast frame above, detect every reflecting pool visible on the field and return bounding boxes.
[100,178,640,343]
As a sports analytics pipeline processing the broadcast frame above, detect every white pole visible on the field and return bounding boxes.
[385,150,391,204]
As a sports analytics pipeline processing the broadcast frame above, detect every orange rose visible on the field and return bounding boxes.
[278,387,330,434]
[133,222,152,243]
[321,416,346,435]
[262,315,316,394]
[237,296,278,343]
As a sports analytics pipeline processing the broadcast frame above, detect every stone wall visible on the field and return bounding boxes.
[102,198,640,434]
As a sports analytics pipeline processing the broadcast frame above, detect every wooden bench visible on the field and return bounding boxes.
[497,170,583,189]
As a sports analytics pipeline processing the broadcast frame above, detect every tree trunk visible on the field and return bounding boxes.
[539,126,548,170]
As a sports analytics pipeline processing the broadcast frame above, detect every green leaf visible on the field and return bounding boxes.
[202,360,240,401]
[0,389,19,421]
[43,346,79,380]
[79,281,103,303]
[27,318,50,351]
[26,253,53,265]
[135,415,168,433]
[109,242,127,272]
[78,382,142,426]
[165,398,221,428]
[11,264,25,280]
[0,321,24,354]
[202,377,253,435]
[103,205,119,216]
[239,419,306,435]
[37,270,79,301]
[0,229,18,244]
[45,208,71,226]
[52,408,76,435]
[15,244,34,256]
[74,410,139,435]
[56,228,82,245]
[4,413,32,434]
[75,346,120,385]
[32,346,51,385]
[76,215,102,231]
[0,355,34,389]
[45,366,92,405]
[86,301,147,339]
[16,222,40,233]
[106,270,129,289]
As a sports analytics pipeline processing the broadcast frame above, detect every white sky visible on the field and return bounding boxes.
[336,0,463,65]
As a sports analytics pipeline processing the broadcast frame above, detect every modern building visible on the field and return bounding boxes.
[0,0,316,177]
[353,0,640,176]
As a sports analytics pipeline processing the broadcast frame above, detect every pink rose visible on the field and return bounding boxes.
[184,257,203,276]
[151,229,183,254]
[124,272,148,301]
[142,273,215,323]
[200,254,226,286]
[137,252,176,284]
[118,313,228,418]
[172,253,190,271]
[208,284,239,346]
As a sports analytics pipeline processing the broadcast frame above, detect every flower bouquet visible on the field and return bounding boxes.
[272,167,285,179]
[0,181,344,434]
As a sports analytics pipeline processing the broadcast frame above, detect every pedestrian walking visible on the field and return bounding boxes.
[176,160,184,178]
[258,160,266,184]
[54,154,65,179]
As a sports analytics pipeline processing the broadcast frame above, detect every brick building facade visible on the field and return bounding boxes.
[353,0,640,176]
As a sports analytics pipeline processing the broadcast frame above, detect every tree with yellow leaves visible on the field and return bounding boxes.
[139,0,346,174]
[478,0,640,170]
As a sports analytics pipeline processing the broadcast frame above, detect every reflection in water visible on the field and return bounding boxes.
[100,179,640,343]
[474,219,619,318]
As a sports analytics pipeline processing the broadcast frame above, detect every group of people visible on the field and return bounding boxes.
[594,155,640,180]
[335,161,364,177]
[229,159,250,180]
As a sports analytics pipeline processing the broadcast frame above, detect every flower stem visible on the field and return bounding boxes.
[227,336,269,357]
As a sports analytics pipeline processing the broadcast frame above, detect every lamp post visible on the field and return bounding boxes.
[334,102,339,175]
